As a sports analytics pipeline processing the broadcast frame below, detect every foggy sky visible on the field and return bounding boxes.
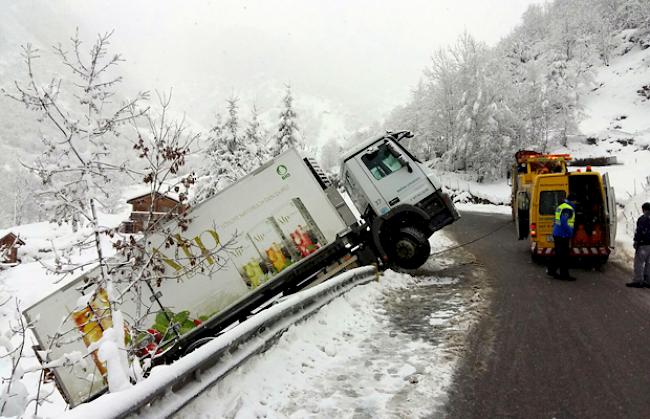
[10,0,542,138]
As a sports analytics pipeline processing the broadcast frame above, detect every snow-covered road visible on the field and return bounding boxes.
[171,233,487,419]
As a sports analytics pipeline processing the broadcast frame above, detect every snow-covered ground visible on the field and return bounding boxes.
[432,169,511,206]
[173,233,486,419]
[561,40,650,265]
[0,211,128,306]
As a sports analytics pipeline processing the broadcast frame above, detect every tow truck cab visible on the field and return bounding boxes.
[340,131,459,269]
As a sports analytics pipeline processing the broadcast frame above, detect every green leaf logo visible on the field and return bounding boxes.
[277,164,290,179]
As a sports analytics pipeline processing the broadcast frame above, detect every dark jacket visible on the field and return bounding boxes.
[635,214,650,246]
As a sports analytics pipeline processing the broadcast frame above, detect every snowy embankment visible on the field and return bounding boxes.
[430,168,512,215]
[173,232,483,419]
[559,39,650,266]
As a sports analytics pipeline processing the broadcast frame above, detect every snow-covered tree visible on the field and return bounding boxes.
[2,29,151,408]
[223,96,254,176]
[0,164,42,227]
[5,31,147,280]
[193,97,253,203]
[223,97,241,154]
[382,0,648,181]
[193,113,231,203]
[274,85,303,155]
[0,296,51,416]
[244,105,272,171]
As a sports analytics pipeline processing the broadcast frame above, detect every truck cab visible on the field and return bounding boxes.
[340,131,459,269]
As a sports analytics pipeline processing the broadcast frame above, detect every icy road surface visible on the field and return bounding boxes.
[173,233,488,419]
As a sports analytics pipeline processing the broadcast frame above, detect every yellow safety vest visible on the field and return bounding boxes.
[554,202,575,228]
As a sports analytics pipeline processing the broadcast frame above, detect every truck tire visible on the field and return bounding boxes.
[385,226,431,270]
[593,255,609,270]
[517,209,529,240]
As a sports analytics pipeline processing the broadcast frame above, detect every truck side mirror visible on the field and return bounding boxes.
[394,131,414,142]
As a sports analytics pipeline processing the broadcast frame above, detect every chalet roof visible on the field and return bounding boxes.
[125,190,180,204]
[0,232,25,246]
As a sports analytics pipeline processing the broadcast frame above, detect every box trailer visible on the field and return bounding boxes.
[24,131,460,407]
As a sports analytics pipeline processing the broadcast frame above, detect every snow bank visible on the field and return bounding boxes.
[568,42,650,263]
[431,169,510,205]
[455,203,512,215]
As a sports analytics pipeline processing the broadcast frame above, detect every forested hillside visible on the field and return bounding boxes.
[383,0,650,181]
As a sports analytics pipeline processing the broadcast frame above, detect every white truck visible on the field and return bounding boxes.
[24,131,459,407]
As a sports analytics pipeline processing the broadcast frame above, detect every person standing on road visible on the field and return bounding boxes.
[547,194,577,281]
[626,202,650,288]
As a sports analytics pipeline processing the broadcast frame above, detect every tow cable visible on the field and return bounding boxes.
[430,220,512,257]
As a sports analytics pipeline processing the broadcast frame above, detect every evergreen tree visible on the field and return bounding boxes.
[245,105,272,171]
[193,98,255,203]
[206,113,224,156]
[274,85,302,155]
[224,96,240,154]
[193,108,239,203]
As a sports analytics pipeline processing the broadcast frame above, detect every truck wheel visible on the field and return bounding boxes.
[594,255,609,270]
[531,252,543,265]
[517,209,529,240]
[386,226,431,270]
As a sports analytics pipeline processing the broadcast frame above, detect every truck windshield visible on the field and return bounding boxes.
[539,190,566,215]
[361,144,403,180]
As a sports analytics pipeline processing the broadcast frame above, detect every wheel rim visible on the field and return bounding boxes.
[395,239,417,260]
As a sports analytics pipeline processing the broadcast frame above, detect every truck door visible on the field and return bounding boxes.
[602,173,617,247]
[532,175,568,248]
[358,141,434,212]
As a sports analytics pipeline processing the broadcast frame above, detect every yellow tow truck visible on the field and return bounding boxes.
[510,150,617,265]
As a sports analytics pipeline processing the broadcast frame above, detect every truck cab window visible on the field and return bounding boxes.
[361,144,404,180]
[539,190,566,215]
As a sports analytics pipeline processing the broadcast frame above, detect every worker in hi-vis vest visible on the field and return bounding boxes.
[547,194,578,281]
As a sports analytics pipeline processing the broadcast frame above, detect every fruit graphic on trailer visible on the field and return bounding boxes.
[266,242,290,272]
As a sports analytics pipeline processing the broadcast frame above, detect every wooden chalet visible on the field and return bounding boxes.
[124,191,186,233]
[0,232,25,264]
